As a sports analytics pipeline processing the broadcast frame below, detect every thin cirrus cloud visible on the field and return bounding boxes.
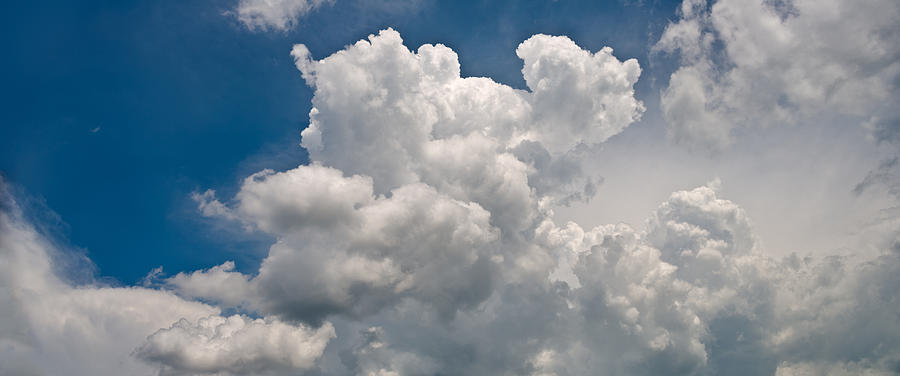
[173,28,895,374]
[230,0,423,31]
[1,1,899,375]
[233,0,333,31]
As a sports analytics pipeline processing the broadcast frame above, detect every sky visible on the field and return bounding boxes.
[1,0,899,375]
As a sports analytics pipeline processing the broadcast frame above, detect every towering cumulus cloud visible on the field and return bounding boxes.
[171,29,899,375]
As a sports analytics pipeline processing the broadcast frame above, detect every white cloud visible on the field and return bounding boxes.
[181,169,501,323]
[233,0,332,31]
[167,261,254,309]
[517,34,644,153]
[136,315,334,376]
[655,0,900,151]
[293,29,642,207]
[534,183,900,375]
[0,180,335,376]
[0,182,218,376]
[178,29,644,326]
[181,29,900,374]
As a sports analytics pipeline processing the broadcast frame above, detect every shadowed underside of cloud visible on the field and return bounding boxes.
[2,9,900,376]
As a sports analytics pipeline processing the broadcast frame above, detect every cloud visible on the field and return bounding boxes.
[181,29,900,374]
[654,0,900,151]
[854,157,900,198]
[339,326,439,375]
[233,0,332,31]
[0,179,335,375]
[5,23,900,375]
[231,0,426,31]
[0,179,217,375]
[536,183,900,375]
[293,29,642,207]
[184,166,501,323]
[179,29,644,326]
[135,315,334,376]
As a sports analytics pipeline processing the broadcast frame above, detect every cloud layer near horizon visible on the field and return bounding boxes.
[2,5,900,376]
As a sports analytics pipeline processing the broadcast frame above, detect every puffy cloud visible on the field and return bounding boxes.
[136,315,334,376]
[655,0,900,151]
[534,183,900,375]
[517,34,644,153]
[167,261,254,309]
[556,184,763,374]
[235,164,375,234]
[180,29,644,326]
[184,168,501,323]
[174,28,900,375]
[293,28,642,206]
[233,0,332,31]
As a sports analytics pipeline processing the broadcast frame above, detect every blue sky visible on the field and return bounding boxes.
[2,0,900,375]
[2,0,682,284]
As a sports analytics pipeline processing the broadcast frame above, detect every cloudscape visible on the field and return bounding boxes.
[2,0,899,375]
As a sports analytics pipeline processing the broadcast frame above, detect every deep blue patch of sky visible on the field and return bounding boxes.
[1,0,681,284]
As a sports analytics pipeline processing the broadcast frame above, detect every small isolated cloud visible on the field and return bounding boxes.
[233,0,333,31]
[90,126,100,133]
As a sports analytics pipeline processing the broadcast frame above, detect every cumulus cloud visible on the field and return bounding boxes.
[655,0,900,151]
[187,164,501,323]
[180,29,643,325]
[178,29,900,374]
[233,0,332,31]
[292,28,642,206]
[536,183,900,375]
[136,315,334,376]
